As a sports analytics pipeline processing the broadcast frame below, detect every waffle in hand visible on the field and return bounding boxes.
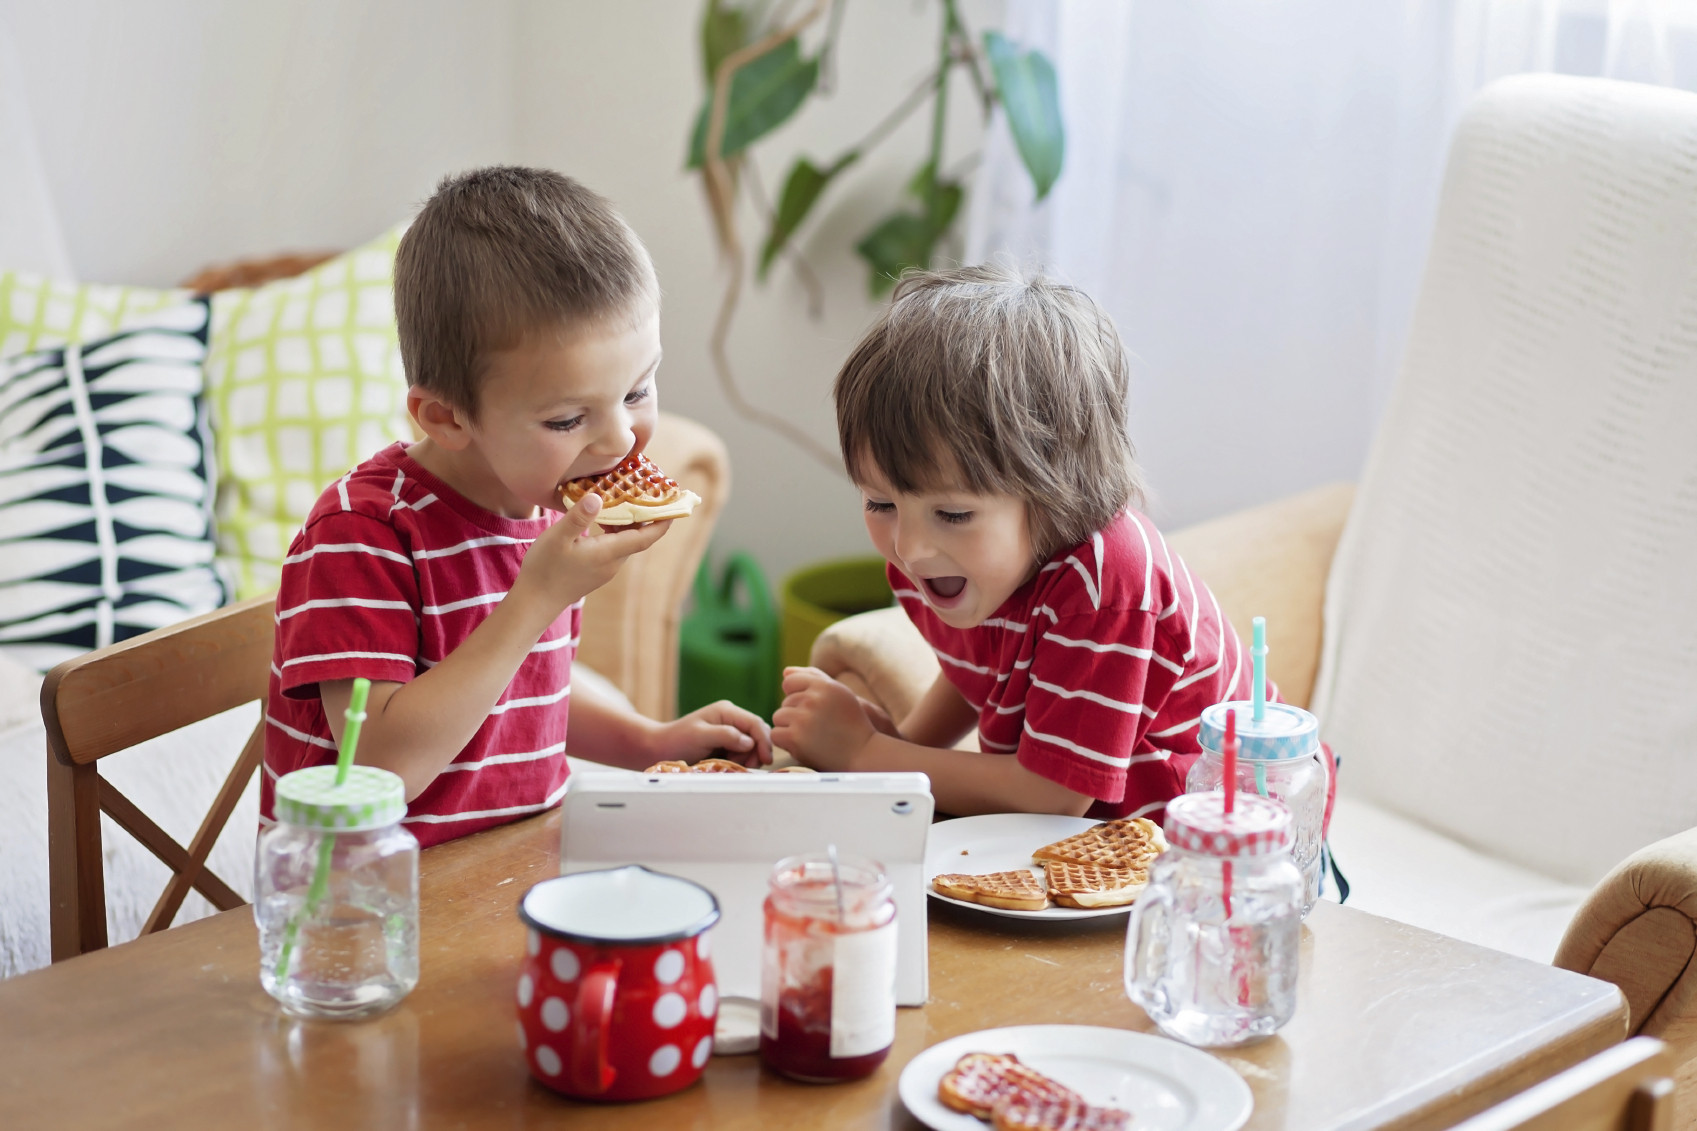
[1041,861,1149,909]
[938,1052,1082,1120]
[643,758,750,774]
[1032,818,1166,872]
[558,452,700,525]
[931,870,1048,912]
[992,1095,1133,1131]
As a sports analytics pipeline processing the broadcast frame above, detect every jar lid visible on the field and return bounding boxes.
[275,765,406,832]
[1163,791,1292,857]
[1199,701,1319,761]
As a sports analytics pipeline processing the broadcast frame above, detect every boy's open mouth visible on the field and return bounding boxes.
[923,576,967,602]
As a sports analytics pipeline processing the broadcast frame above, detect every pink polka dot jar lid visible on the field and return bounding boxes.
[520,865,720,945]
[1163,791,1293,858]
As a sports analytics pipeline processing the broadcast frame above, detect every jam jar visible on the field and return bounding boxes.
[758,851,897,1082]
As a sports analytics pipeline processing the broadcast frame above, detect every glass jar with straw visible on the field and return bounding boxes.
[255,678,419,1018]
[1186,617,1329,916]
[758,847,897,1082]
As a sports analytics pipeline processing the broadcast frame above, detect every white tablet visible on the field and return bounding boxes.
[559,770,933,1007]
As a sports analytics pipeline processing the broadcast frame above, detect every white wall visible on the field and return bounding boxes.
[0,0,515,286]
[514,0,1002,583]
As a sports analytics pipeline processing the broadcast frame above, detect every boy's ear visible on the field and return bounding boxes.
[408,388,473,451]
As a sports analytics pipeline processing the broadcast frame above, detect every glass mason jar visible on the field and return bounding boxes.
[255,764,419,1019]
[759,851,897,1082]
[1186,701,1326,916]
[1125,791,1302,1047]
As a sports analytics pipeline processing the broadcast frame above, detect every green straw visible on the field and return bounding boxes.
[275,678,370,982]
[1251,617,1268,724]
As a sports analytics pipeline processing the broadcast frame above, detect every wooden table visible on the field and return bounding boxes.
[0,810,1625,1130]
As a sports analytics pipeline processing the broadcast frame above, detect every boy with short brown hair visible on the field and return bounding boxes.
[263,167,770,846]
[774,265,1259,823]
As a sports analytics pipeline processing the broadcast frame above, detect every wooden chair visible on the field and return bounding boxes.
[41,593,274,961]
[1451,1038,1676,1131]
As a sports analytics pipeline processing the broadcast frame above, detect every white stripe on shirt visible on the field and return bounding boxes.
[1041,631,1185,676]
[933,647,993,675]
[439,742,567,773]
[422,592,507,615]
[1127,517,1154,613]
[402,777,572,825]
[266,714,337,749]
[1021,722,1131,768]
[336,470,354,511]
[280,649,416,670]
[414,535,534,561]
[282,541,412,567]
[277,597,413,621]
[1029,676,1149,716]
[1147,714,1202,738]
[489,681,572,714]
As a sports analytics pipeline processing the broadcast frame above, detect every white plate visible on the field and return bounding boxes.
[926,813,1137,921]
[898,1024,1253,1131]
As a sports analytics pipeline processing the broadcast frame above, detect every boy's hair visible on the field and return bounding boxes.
[395,166,656,414]
[834,264,1144,562]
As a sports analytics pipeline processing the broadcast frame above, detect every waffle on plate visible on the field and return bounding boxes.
[931,870,1048,912]
[1030,818,1166,872]
[643,758,750,774]
[1041,861,1150,909]
[558,452,700,525]
[938,1052,1082,1120]
[992,1095,1134,1131]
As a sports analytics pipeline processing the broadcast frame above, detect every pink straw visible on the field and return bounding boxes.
[1222,708,1239,814]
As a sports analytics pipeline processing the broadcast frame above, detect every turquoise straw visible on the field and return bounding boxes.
[1251,617,1267,724]
[275,678,370,982]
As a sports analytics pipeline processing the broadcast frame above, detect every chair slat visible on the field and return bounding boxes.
[144,720,265,934]
[97,779,244,911]
[1451,1037,1674,1131]
[42,594,274,767]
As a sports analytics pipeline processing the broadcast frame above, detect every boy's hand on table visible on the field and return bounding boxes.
[647,701,773,768]
[513,493,671,615]
[772,667,878,771]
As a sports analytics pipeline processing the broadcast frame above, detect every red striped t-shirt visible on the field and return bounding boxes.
[894,509,1269,823]
[262,442,577,847]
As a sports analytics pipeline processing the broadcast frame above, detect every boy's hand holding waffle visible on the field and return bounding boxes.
[559,452,699,525]
[931,818,1167,912]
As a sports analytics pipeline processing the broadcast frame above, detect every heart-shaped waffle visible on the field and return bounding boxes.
[558,452,700,525]
[992,1095,1133,1131]
[1041,860,1149,909]
[1032,817,1166,872]
[938,1052,1083,1120]
[931,870,1048,912]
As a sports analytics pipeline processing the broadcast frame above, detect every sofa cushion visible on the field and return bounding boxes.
[0,298,225,672]
[203,224,413,598]
[0,270,189,358]
[1329,792,1591,964]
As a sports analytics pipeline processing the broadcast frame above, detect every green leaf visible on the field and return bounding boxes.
[759,152,856,280]
[984,31,1065,200]
[700,0,748,81]
[856,212,938,297]
[686,38,819,169]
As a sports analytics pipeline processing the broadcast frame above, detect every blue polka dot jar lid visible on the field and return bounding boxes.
[275,764,407,831]
[1199,701,1319,761]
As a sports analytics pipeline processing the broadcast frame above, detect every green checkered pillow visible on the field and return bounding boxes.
[0,271,189,356]
[205,225,413,598]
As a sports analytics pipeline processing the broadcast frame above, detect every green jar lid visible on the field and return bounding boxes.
[275,765,406,831]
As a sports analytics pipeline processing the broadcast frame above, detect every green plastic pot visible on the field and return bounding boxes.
[779,557,894,671]
[678,553,780,721]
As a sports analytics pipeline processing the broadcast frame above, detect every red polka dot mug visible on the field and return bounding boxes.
[517,866,720,1102]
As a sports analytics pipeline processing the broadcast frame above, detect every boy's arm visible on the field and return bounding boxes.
[555,678,773,771]
[319,496,668,799]
[894,672,979,748]
[773,668,1091,816]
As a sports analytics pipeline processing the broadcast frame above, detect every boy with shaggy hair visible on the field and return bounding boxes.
[263,167,770,846]
[774,265,1260,823]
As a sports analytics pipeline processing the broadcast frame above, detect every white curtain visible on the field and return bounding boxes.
[0,8,72,279]
[967,0,1697,529]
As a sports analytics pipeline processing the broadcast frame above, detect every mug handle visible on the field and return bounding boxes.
[571,959,621,1095]
[1123,888,1172,1009]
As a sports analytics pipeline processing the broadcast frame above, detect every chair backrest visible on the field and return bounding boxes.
[1311,75,1697,887]
[1452,1037,1675,1131]
[41,593,274,960]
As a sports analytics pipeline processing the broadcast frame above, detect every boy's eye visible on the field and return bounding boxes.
[936,509,972,524]
[545,415,585,432]
[624,384,653,406]
[863,499,895,515]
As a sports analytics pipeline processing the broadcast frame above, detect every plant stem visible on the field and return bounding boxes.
[817,0,849,93]
[929,0,959,182]
[839,68,937,167]
[947,2,995,116]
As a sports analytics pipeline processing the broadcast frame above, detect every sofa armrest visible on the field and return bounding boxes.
[1555,828,1697,1059]
[1165,482,1354,710]
[575,412,730,721]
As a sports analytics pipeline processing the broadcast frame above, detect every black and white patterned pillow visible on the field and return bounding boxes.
[0,298,227,672]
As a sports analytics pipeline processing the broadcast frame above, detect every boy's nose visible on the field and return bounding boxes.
[891,518,934,569]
